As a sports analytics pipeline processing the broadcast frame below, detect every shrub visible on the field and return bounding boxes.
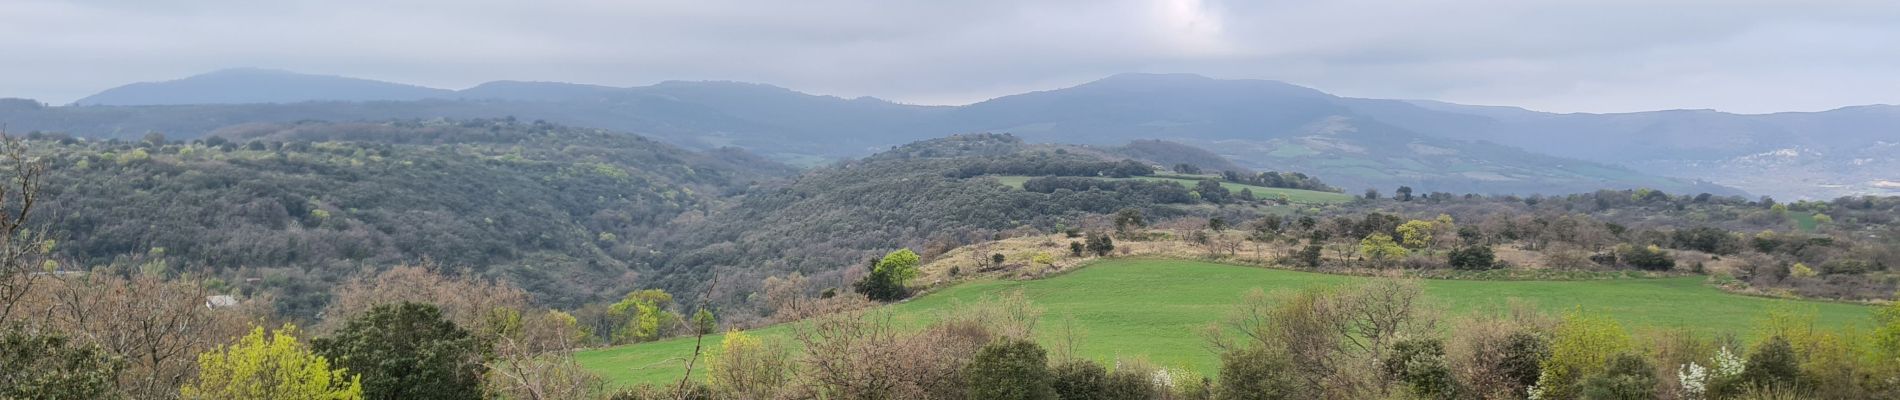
[1216,347,1299,400]
[705,330,789,399]
[1103,362,1161,400]
[964,338,1055,400]
[1050,359,1109,400]
[1536,311,1632,399]
[1617,244,1675,271]
[1578,352,1658,400]
[1384,338,1459,399]
[0,325,123,400]
[1741,336,1801,391]
[1448,245,1497,270]
[182,325,363,400]
[312,302,485,400]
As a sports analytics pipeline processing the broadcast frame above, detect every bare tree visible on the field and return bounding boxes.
[0,130,47,322]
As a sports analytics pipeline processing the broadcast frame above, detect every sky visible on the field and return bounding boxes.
[3,0,1899,114]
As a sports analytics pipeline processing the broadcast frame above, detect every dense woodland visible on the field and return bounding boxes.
[24,119,789,316]
[4,119,1900,399]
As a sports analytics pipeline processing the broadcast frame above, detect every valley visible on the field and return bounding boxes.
[575,258,1878,387]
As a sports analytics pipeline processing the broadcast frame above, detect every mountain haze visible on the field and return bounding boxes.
[14,70,1894,196]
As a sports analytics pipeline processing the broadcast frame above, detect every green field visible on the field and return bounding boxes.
[992,175,1355,204]
[576,259,1877,387]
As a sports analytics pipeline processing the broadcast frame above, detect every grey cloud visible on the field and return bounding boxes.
[3,0,1898,113]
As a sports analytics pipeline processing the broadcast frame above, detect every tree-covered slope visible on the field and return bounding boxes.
[31,119,790,316]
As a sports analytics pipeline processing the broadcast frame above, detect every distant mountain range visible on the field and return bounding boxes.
[9,69,1897,198]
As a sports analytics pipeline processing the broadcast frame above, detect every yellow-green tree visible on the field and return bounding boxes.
[875,248,922,283]
[609,289,676,344]
[1534,311,1631,400]
[1359,233,1407,264]
[705,329,788,399]
[181,325,363,400]
[1396,220,1435,250]
[1876,299,1900,367]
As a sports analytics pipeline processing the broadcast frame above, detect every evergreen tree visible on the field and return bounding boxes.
[313,303,484,400]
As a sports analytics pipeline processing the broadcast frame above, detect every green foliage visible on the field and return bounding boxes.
[0,325,124,400]
[34,119,788,317]
[1396,220,1435,250]
[964,338,1055,400]
[1086,232,1116,256]
[876,248,922,283]
[691,309,717,335]
[1878,300,1900,366]
[1102,366,1160,400]
[609,290,678,343]
[1050,359,1110,400]
[1448,245,1496,270]
[1741,336,1802,391]
[182,324,363,400]
[1577,353,1657,400]
[311,303,484,400]
[1615,244,1675,271]
[1500,332,1551,392]
[1115,208,1147,236]
[1384,338,1459,399]
[1538,311,1633,399]
[1358,233,1406,264]
[1215,347,1299,400]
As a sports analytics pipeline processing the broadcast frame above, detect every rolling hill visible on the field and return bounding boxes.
[575,258,1879,387]
[18,69,1898,196]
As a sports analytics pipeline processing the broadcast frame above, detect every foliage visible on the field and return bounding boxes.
[1536,311,1632,399]
[0,324,124,400]
[1740,336,1801,391]
[180,324,363,400]
[311,302,485,400]
[1397,220,1435,250]
[1050,359,1110,400]
[1384,338,1459,399]
[1615,244,1675,271]
[1087,232,1116,256]
[1215,346,1299,400]
[705,330,789,399]
[875,249,922,284]
[32,119,786,316]
[608,289,678,343]
[1358,233,1407,264]
[1448,245,1496,270]
[964,338,1056,400]
[1577,353,1657,400]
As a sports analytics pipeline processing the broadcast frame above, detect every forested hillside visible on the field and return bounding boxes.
[28,119,790,316]
[648,133,1269,301]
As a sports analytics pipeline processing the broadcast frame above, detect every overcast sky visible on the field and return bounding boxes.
[4,0,1898,113]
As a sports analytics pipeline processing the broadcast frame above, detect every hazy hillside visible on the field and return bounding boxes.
[21,70,1893,196]
[74,68,454,105]
[29,119,790,316]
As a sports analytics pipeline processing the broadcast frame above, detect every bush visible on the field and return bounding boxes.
[1050,359,1109,400]
[965,338,1055,400]
[1578,352,1658,400]
[182,325,363,400]
[1384,338,1459,399]
[1448,245,1497,270]
[312,302,485,400]
[1741,336,1802,391]
[1215,347,1299,400]
[1103,364,1161,400]
[0,325,123,400]
[1617,244,1675,271]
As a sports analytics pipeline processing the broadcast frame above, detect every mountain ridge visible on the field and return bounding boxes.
[23,69,1895,197]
